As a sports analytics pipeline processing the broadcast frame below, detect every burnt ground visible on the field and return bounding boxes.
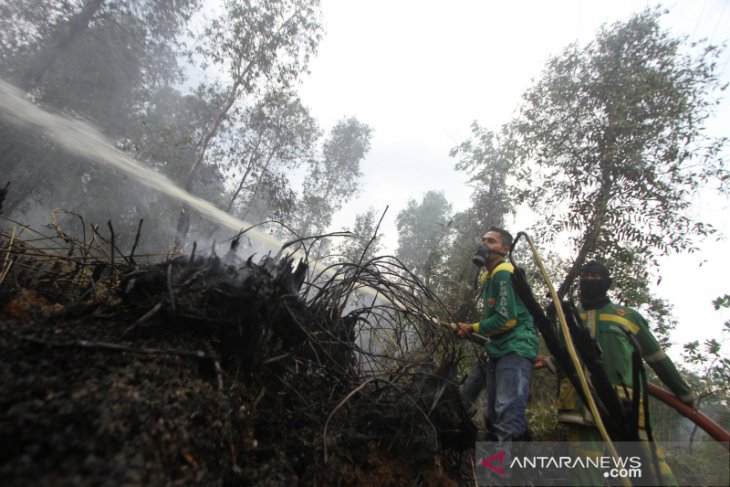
[0,229,477,486]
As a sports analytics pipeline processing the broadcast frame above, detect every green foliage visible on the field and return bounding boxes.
[0,0,200,133]
[219,89,320,222]
[174,0,324,245]
[440,9,729,446]
[442,9,728,343]
[651,361,729,485]
[673,297,730,456]
[682,338,730,408]
[525,398,565,441]
[394,190,452,287]
[712,293,730,333]
[296,117,372,237]
[510,8,727,303]
[0,0,206,251]
[663,439,730,487]
[195,0,322,92]
[0,0,371,254]
[440,123,515,319]
[335,208,384,263]
[712,294,730,310]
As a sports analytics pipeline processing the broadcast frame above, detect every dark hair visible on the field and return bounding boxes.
[487,226,513,249]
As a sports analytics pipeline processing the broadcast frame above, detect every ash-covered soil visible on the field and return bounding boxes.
[0,232,475,486]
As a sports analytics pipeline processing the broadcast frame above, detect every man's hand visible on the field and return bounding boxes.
[534,355,557,373]
[455,323,474,338]
[683,393,699,410]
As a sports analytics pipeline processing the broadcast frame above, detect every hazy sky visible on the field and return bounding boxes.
[298,0,730,359]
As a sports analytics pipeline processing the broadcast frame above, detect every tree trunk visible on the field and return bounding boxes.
[173,203,191,250]
[557,157,615,299]
[225,135,265,213]
[172,7,307,248]
[173,79,243,248]
[23,0,105,91]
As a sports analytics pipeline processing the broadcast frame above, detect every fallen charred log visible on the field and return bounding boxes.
[0,223,476,486]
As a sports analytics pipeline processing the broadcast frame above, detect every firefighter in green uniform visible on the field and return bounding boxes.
[456,227,539,464]
[559,260,697,486]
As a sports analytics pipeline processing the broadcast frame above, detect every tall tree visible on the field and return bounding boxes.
[508,8,727,313]
[221,89,320,219]
[21,0,105,91]
[0,0,200,134]
[395,190,452,287]
[335,208,384,263]
[0,0,202,246]
[295,117,372,237]
[441,122,516,320]
[175,0,323,247]
[0,1,89,84]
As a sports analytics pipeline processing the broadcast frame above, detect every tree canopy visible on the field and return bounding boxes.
[395,190,452,287]
[1,0,374,255]
[335,208,384,264]
[511,8,727,300]
[442,8,728,347]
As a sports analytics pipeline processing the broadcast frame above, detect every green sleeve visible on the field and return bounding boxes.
[634,313,695,403]
[476,269,519,337]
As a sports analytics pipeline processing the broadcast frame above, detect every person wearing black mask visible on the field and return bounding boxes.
[578,260,613,308]
[558,260,697,486]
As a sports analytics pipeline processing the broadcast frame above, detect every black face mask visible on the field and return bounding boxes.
[579,278,611,309]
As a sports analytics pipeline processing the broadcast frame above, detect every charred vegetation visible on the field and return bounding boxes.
[0,220,476,486]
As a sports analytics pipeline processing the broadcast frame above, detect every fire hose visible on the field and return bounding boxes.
[324,229,730,465]
[647,384,730,451]
[514,232,632,487]
[512,232,730,455]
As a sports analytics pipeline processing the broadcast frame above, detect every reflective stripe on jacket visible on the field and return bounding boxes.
[558,302,694,426]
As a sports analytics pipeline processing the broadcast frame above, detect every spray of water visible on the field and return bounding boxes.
[0,79,449,367]
[0,78,392,301]
[0,78,282,251]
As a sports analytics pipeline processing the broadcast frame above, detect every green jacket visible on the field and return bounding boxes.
[475,262,539,361]
[558,301,695,428]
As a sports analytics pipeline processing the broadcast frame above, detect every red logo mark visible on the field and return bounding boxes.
[481,451,507,475]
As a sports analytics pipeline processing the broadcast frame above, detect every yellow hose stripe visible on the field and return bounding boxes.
[522,233,629,487]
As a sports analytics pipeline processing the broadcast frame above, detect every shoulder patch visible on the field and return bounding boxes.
[616,308,626,316]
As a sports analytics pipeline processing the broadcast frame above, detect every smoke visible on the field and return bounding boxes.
[0,78,393,307]
[0,79,282,249]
